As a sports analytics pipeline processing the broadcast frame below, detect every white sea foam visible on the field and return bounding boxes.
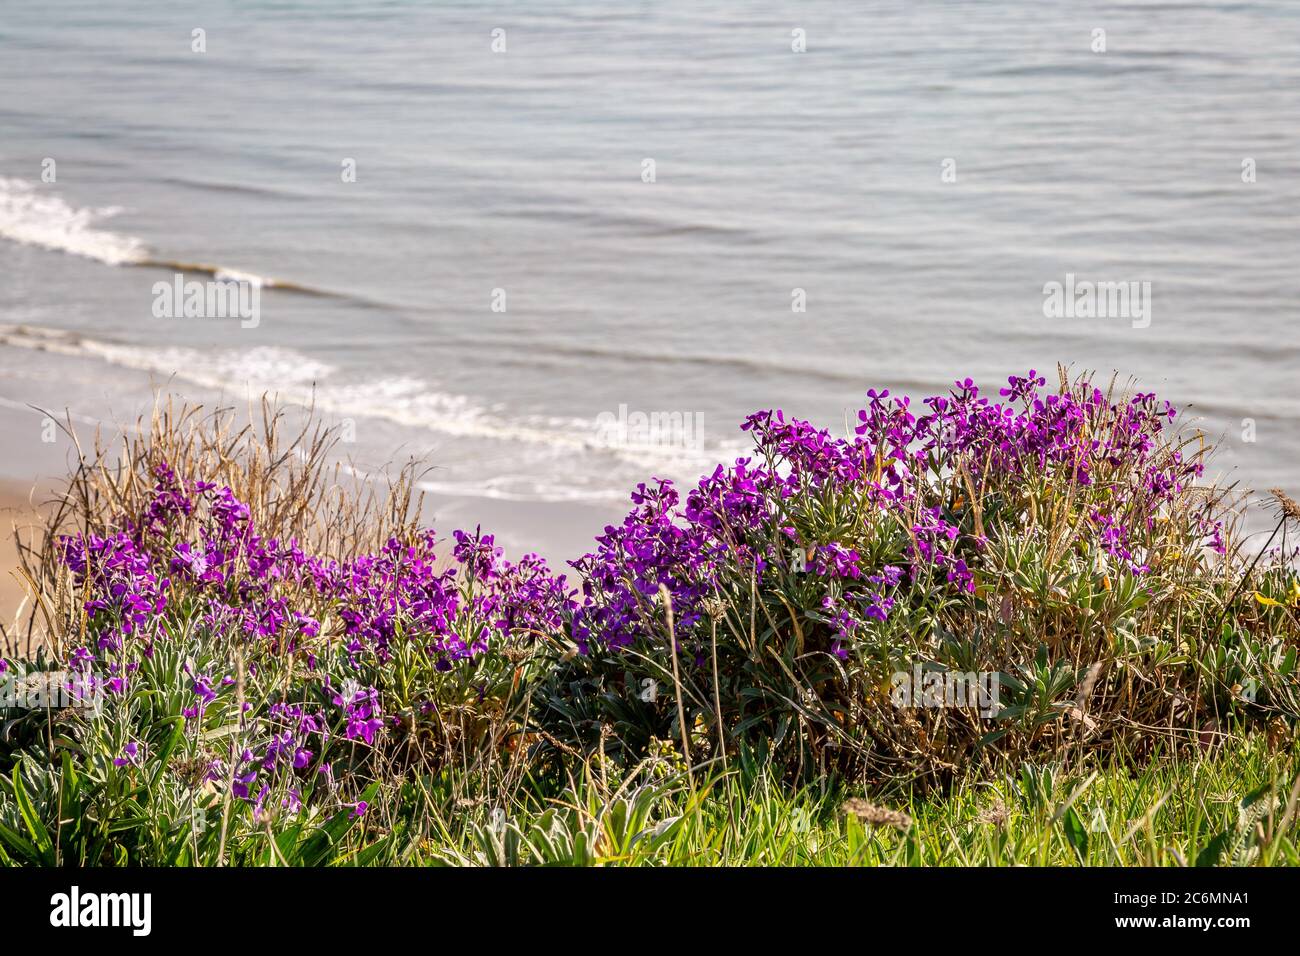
[0,178,147,266]
[0,323,742,502]
[415,478,633,504]
[0,179,299,292]
[211,267,268,288]
[0,325,333,388]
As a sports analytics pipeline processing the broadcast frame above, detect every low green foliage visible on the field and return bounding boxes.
[420,738,1300,867]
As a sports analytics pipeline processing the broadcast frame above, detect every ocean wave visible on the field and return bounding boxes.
[135,258,339,296]
[415,478,632,505]
[0,177,147,266]
[0,324,335,388]
[0,323,743,498]
[0,178,342,297]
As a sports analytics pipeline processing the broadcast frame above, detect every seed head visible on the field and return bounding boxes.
[842,798,912,830]
[1270,488,1300,523]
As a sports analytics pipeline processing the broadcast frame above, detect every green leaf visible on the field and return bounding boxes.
[295,782,380,867]
[0,818,42,865]
[1062,806,1089,862]
[1195,829,1231,867]
[12,766,54,864]
[148,719,186,791]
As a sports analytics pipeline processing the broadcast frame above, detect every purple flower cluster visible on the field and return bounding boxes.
[566,372,1219,658]
[56,466,581,813]
[61,473,576,671]
[61,532,169,655]
[571,479,726,652]
[335,532,462,664]
[210,699,329,818]
[333,680,383,745]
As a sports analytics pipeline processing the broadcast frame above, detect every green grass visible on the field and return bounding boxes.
[360,736,1300,866]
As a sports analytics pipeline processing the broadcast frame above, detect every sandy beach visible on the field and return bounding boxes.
[0,476,48,653]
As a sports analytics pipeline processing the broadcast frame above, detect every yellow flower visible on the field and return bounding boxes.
[1254,580,1300,608]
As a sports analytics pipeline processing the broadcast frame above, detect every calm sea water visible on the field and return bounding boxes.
[1,1,1298,554]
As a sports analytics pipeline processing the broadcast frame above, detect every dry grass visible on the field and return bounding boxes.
[2,396,425,659]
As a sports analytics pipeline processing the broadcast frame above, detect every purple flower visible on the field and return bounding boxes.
[333,681,384,746]
[112,741,141,767]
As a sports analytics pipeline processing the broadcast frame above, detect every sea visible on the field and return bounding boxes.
[2,0,1297,558]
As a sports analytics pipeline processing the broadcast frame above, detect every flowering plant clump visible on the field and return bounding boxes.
[29,455,576,861]
[0,373,1296,863]
[573,373,1208,653]
[541,372,1294,780]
